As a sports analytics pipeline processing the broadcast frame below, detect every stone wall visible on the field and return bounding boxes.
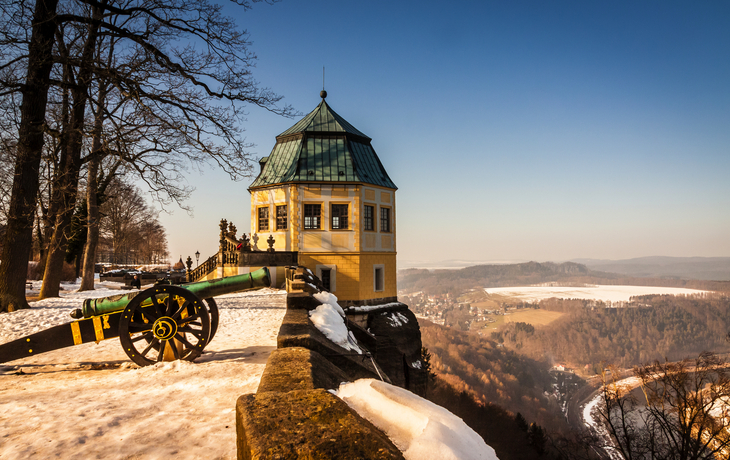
[236,267,426,459]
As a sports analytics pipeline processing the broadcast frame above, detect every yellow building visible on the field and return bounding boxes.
[249,92,397,306]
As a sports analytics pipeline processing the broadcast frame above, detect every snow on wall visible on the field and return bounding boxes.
[310,292,362,354]
[335,379,499,460]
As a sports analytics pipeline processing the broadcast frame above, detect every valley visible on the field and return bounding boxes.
[403,261,730,458]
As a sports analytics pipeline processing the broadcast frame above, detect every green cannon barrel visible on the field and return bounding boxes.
[81,267,271,318]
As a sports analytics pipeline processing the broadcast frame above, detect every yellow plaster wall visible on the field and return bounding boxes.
[331,187,348,198]
[331,233,349,248]
[249,183,397,301]
[359,185,396,254]
[299,184,357,253]
[303,186,321,199]
[249,185,295,251]
[299,253,361,301]
[359,253,397,300]
[297,252,397,302]
[353,186,361,251]
[364,234,376,248]
[304,233,323,248]
[290,185,299,251]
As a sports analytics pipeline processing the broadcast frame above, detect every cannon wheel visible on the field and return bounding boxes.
[137,297,218,354]
[203,297,219,343]
[119,285,210,367]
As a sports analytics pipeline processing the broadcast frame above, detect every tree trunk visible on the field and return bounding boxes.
[39,5,103,299]
[79,151,100,291]
[0,0,60,313]
[39,2,106,299]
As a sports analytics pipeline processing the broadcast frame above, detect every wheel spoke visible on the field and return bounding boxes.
[172,299,190,319]
[178,313,203,326]
[164,297,174,316]
[138,307,159,322]
[157,341,166,362]
[131,331,154,343]
[129,321,153,332]
[170,342,181,360]
[178,327,205,338]
[174,333,195,349]
[141,338,159,358]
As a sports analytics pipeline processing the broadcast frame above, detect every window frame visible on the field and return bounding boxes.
[257,206,270,232]
[330,203,349,230]
[373,264,385,292]
[275,205,287,230]
[303,203,322,230]
[363,204,375,232]
[316,264,337,292]
[380,206,391,233]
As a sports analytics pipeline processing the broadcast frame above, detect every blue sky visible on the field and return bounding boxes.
[158,0,730,268]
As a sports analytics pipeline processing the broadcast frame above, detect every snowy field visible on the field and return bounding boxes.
[485,285,707,303]
[0,280,286,459]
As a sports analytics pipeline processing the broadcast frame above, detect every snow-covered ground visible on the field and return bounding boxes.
[2,280,499,459]
[0,280,286,459]
[485,285,707,303]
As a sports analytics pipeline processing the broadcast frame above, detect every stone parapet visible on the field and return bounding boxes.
[236,267,426,459]
[236,389,404,460]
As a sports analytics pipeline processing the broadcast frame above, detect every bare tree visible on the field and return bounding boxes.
[0,0,292,311]
[0,0,60,311]
[596,352,730,460]
[97,178,167,265]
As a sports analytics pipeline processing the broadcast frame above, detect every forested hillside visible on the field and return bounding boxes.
[492,294,730,369]
[425,377,552,460]
[399,262,730,296]
[420,320,570,431]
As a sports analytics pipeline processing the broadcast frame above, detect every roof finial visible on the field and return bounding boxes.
[320,66,327,99]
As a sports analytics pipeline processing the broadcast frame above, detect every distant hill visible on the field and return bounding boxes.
[399,261,600,295]
[398,261,730,296]
[571,256,730,281]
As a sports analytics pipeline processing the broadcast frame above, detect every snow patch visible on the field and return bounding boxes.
[335,379,499,460]
[385,312,409,327]
[346,302,402,313]
[310,292,361,354]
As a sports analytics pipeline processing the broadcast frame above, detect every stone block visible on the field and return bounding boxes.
[257,347,350,393]
[236,389,404,460]
[277,308,388,384]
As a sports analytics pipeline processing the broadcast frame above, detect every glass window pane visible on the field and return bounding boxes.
[304,204,321,229]
[276,205,287,230]
[258,207,269,232]
[364,205,374,231]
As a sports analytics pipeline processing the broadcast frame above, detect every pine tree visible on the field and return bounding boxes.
[420,346,437,383]
[527,423,546,455]
[515,412,529,432]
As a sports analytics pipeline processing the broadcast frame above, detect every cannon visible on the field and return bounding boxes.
[0,268,270,367]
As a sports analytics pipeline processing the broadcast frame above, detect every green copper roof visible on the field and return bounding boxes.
[249,96,397,190]
[278,99,370,139]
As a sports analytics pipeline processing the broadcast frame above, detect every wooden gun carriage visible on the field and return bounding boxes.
[0,268,270,367]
